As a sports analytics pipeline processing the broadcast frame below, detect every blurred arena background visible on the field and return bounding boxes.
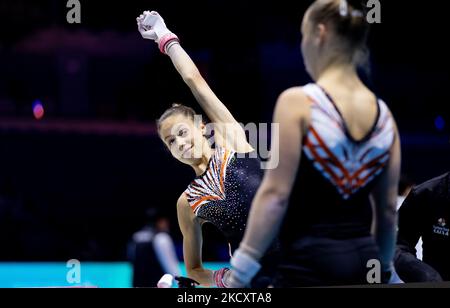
[0,0,448,287]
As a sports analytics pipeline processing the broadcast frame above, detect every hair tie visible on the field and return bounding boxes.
[340,0,364,18]
[339,0,349,17]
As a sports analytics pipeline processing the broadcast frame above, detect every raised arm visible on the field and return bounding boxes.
[137,11,252,153]
[165,44,237,126]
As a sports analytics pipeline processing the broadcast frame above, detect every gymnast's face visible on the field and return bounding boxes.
[159,114,208,165]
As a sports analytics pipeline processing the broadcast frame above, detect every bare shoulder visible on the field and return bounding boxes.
[177,193,193,224]
[176,193,194,221]
[279,86,307,98]
[177,193,201,231]
[275,86,312,118]
[177,193,190,209]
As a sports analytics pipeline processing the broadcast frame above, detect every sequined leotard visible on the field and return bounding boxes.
[184,146,263,252]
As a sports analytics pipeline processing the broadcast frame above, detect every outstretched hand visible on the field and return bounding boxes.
[137,11,157,41]
[137,11,171,41]
[136,10,179,54]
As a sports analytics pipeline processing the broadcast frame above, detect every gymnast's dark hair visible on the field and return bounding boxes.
[157,103,196,137]
[308,0,370,66]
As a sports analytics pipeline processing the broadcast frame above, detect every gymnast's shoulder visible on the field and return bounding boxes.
[177,193,189,209]
[275,86,312,115]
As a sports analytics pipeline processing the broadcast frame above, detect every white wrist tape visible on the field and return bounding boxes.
[157,274,174,288]
[158,33,179,54]
[164,40,180,54]
[230,248,261,285]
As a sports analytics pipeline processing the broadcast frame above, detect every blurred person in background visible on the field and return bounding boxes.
[395,172,450,282]
[128,208,180,287]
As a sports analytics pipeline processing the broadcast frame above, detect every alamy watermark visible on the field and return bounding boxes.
[366,259,382,283]
[66,1,381,25]
[66,259,81,284]
[169,115,279,170]
[366,259,402,284]
[66,0,81,24]
[366,0,382,24]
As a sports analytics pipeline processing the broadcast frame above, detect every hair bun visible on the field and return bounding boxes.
[172,103,181,108]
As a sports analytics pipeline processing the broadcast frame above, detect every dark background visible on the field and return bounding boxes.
[0,0,449,261]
